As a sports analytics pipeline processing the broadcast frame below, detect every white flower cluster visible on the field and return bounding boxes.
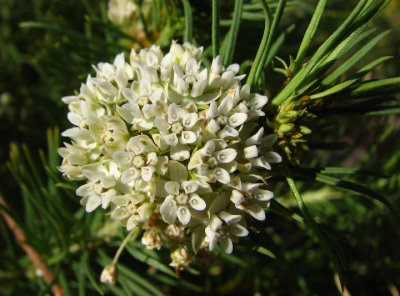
[58,41,281,256]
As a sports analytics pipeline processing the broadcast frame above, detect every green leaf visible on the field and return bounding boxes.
[117,264,165,296]
[350,77,400,95]
[256,246,276,259]
[182,0,193,44]
[272,0,369,105]
[310,79,357,99]
[119,277,153,296]
[212,0,220,57]
[320,167,386,178]
[125,244,178,278]
[82,251,104,295]
[293,0,326,75]
[265,24,295,69]
[315,173,394,213]
[322,30,390,86]
[285,173,346,291]
[366,107,400,116]
[222,0,244,65]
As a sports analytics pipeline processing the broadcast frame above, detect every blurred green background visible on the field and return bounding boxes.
[0,0,399,295]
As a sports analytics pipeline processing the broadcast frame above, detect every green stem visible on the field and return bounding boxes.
[112,228,140,265]
[212,0,220,58]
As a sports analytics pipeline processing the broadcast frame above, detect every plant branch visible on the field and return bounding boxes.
[0,194,64,296]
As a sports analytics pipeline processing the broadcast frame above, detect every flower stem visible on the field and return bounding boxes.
[112,227,140,265]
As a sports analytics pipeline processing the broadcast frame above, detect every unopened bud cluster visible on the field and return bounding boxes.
[268,99,315,164]
[58,41,281,263]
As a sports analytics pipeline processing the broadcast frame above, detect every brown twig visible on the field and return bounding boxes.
[0,194,64,296]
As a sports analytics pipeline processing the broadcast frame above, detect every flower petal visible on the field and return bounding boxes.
[189,194,206,211]
[86,195,101,212]
[229,224,249,237]
[205,225,218,251]
[253,188,274,201]
[262,134,278,147]
[191,79,207,97]
[154,117,170,133]
[214,148,237,163]
[251,93,268,109]
[110,207,129,221]
[170,144,191,161]
[218,96,233,115]
[180,131,197,144]
[177,206,191,225]
[182,113,198,129]
[113,151,132,164]
[185,58,198,76]
[121,167,139,184]
[182,180,199,194]
[245,127,264,146]
[219,236,233,254]
[219,211,242,225]
[230,190,245,207]
[214,168,230,184]
[250,157,271,170]
[164,181,180,195]
[164,133,179,146]
[127,138,146,155]
[160,196,177,224]
[217,126,239,139]
[210,215,223,231]
[228,113,247,127]
[264,151,282,163]
[248,203,266,221]
[141,166,155,182]
[201,140,215,157]
[168,103,181,124]
[243,145,258,159]
[76,183,92,197]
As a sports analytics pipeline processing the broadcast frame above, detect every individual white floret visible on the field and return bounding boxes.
[205,211,249,254]
[160,161,207,225]
[229,177,274,221]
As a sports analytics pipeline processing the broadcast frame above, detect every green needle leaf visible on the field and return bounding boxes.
[212,0,220,58]
[315,173,394,213]
[286,173,346,291]
[182,0,193,44]
[293,0,326,75]
[222,0,244,66]
[322,30,390,86]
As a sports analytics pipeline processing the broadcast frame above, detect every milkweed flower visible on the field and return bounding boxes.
[58,41,281,259]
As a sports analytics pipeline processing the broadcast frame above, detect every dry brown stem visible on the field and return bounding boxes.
[0,194,64,296]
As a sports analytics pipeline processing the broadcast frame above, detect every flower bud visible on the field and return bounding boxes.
[165,224,185,244]
[100,263,118,285]
[141,230,162,250]
[169,246,191,270]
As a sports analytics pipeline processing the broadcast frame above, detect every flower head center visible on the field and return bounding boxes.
[133,155,145,168]
[176,193,188,205]
[216,115,228,126]
[207,157,218,168]
[138,96,149,106]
